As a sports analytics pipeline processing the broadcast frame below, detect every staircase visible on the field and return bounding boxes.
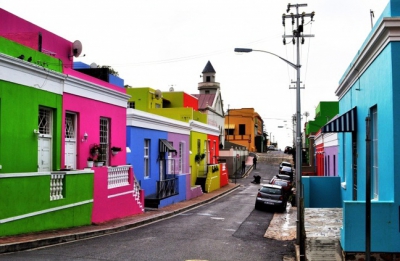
[195,177,206,192]
[306,238,342,260]
[133,175,145,212]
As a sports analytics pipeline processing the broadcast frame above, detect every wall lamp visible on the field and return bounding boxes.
[33,129,40,137]
[82,132,88,142]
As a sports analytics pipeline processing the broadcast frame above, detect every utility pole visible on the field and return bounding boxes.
[282,4,315,261]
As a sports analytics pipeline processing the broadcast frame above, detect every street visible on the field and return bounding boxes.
[0,152,295,261]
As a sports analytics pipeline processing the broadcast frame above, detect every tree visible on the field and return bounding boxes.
[98,65,119,76]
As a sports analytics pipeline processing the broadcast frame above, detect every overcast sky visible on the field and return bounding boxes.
[1,0,388,148]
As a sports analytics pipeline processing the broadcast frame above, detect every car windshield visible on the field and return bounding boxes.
[260,187,281,194]
[273,180,287,186]
[278,174,291,179]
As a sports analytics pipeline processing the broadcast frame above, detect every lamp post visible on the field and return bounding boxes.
[234,47,303,250]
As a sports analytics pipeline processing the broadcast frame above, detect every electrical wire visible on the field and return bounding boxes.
[303,21,313,85]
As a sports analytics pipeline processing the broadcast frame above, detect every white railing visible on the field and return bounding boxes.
[50,173,65,200]
[108,165,130,189]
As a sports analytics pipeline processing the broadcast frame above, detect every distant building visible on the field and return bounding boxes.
[224,108,264,152]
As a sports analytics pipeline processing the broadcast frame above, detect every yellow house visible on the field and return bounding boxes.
[224,108,265,152]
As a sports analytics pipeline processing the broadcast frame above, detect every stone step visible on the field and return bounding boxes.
[306,238,343,261]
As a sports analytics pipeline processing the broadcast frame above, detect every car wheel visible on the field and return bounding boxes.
[281,202,287,212]
[255,202,262,210]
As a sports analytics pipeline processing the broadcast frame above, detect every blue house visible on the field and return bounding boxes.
[321,0,400,256]
[126,109,191,208]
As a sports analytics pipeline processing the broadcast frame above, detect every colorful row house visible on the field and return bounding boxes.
[304,1,400,258]
[303,101,339,176]
[0,8,143,236]
[126,86,226,208]
[224,108,265,152]
[313,129,338,177]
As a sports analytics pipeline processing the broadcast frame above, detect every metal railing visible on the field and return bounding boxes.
[156,177,178,198]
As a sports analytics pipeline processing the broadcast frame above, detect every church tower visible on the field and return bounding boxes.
[198,61,220,94]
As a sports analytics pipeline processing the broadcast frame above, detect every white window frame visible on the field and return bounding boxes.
[38,107,52,138]
[65,113,76,142]
[371,106,379,200]
[144,139,150,178]
[179,142,184,173]
[100,117,110,166]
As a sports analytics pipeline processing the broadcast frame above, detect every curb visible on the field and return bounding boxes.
[0,184,241,254]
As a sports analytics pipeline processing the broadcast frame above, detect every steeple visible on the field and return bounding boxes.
[198,61,220,94]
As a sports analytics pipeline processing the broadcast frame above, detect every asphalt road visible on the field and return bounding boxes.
[0,152,295,261]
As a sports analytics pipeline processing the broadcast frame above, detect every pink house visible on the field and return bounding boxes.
[1,8,144,224]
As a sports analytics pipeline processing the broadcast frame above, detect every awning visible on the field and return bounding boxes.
[159,139,177,153]
[322,107,357,133]
[224,124,235,129]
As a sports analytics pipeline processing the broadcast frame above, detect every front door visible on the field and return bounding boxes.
[38,107,52,172]
[65,113,76,169]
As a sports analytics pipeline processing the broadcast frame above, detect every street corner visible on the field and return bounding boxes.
[263,204,297,241]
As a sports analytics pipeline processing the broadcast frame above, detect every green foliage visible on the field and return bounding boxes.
[195,153,206,163]
[98,65,119,76]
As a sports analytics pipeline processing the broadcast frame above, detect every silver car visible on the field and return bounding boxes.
[255,184,287,212]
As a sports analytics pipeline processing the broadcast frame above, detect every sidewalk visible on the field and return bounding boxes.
[0,183,240,254]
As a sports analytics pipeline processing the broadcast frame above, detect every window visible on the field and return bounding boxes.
[127,101,135,109]
[38,108,52,135]
[144,139,150,178]
[343,134,346,182]
[197,139,201,154]
[239,124,246,135]
[99,118,110,165]
[179,142,184,173]
[167,141,174,175]
[371,106,378,199]
[205,90,210,94]
[333,155,336,176]
[65,114,75,139]
[327,155,330,176]
[206,76,211,82]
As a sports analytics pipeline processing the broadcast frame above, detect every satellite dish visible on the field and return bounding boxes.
[169,87,174,92]
[72,40,83,57]
[155,89,162,99]
[90,62,98,68]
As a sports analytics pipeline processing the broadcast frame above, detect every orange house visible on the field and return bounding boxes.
[224,108,265,152]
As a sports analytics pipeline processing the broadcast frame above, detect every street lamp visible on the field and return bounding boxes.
[234,47,303,249]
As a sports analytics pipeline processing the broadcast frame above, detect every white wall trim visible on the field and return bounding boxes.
[189,120,220,135]
[336,18,400,99]
[0,53,131,107]
[64,75,131,107]
[108,190,134,198]
[127,109,191,135]
[0,200,93,224]
[0,53,64,95]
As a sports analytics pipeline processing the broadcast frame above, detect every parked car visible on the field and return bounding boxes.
[254,184,287,212]
[270,178,293,196]
[279,166,293,177]
[284,146,293,154]
[271,174,293,182]
[279,161,292,171]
